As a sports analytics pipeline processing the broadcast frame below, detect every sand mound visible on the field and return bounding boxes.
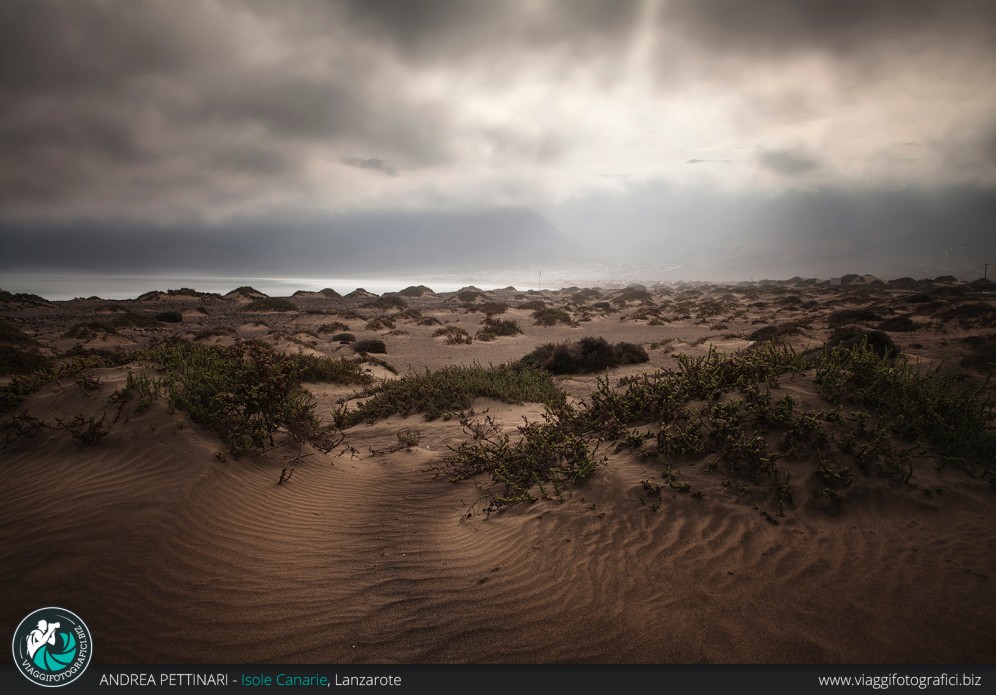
[1,372,994,663]
[2,279,995,664]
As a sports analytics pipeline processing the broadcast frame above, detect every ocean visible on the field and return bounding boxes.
[0,263,684,301]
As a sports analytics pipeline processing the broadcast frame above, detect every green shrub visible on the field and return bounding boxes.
[63,322,119,340]
[353,339,387,354]
[365,316,396,331]
[155,311,183,323]
[285,353,374,385]
[616,286,653,303]
[0,347,135,413]
[393,308,423,321]
[318,322,350,333]
[0,346,50,376]
[0,319,38,347]
[615,341,651,365]
[828,308,883,325]
[961,335,996,372]
[108,311,159,328]
[346,362,565,424]
[521,338,648,374]
[477,317,522,338]
[365,296,409,311]
[433,325,472,345]
[532,307,572,326]
[877,316,916,332]
[826,328,898,358]
[445,408,603,513]
[457,289,485,303]
[749,326,780,342]
[332,332,356,343]
[242,298,298,312]
[140,339,364,456]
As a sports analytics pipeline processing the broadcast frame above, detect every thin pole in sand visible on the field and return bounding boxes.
[538,269,542,291]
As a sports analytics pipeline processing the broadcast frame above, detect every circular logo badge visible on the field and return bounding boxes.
[12,607,92,687]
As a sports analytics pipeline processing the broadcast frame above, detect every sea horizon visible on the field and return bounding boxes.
[0,263,686,301]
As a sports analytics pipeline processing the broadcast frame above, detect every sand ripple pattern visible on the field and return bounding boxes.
[2,391,995,663]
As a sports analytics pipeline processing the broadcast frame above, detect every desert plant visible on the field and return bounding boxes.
[0,346,50,376]
[352,339,387,354]
[139,339,363,457]
[365,316,396,331]
[365,296,409,311]
[520,338,648,374]
[155,311,183,323]
[345,362,564,424]
[318,322,350,333]
[433,325,472,345]
[478,317,522,339]
[242,298,298,312]
[532,307,572,326]
[444,407,604,514]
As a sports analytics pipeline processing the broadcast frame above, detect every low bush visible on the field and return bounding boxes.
[433,325,472,345]
[352,339,387,354]
[960,334,996,372]
[532,307,572,326]
[0,320,38,347]
[828,309,883,325]
[318,322,350,333]
[365,296,409,311]
[365,316,396,331]
[826,328,898,358]
[345,362,565,424]
[242,298,298,312]
[877,316,916,332]
[521,337,649,374]
[457,289,485,303]
[484,317,522,336]
[155,311,183,323]
[0,346,50,376]
[140,339,366,456]
[445,408,603,513]
[63,322,119,340]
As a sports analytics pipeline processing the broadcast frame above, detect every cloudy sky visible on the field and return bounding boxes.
[2,0,996,280]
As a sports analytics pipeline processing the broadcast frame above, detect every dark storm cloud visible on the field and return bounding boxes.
[662,0,996,61]
[338,0,643,64]
[0,1,232,97]
[0,0,473,218]
[340,157,396,176]
[757,148,820,177]
[1,0,996,283]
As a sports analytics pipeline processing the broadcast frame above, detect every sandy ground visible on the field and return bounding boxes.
[1,277,994,663]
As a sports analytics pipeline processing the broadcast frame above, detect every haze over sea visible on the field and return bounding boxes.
[0,263,684,301]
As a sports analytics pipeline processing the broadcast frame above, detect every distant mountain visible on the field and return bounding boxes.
[671,186,996,279]
[0,207,580,276]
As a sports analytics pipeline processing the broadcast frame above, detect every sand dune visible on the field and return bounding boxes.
[1,279,994,663]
